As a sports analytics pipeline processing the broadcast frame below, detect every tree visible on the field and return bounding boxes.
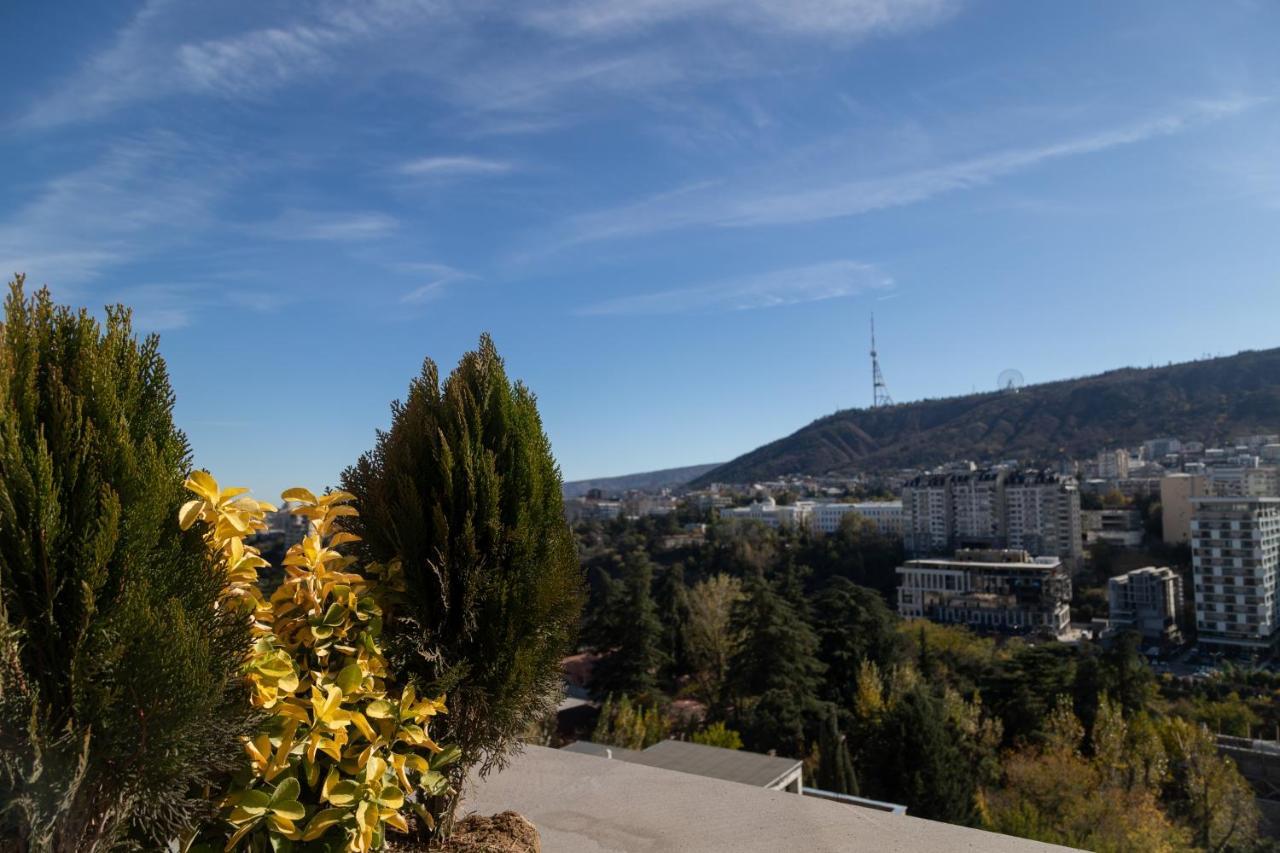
[0,279,253,851]
[865,686,975,824]
[813,577,902,710]
[816,705,858,796]
[1160,717,1259,852]
[691,721,744,750]
[729,567,825,755]
[589,550,665,698]
[684,574,745,706]
[652,561,691,684]
[341,335,584,789]
[592,695,668,751]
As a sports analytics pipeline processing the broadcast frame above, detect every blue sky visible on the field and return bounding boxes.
[3,1,1280,497]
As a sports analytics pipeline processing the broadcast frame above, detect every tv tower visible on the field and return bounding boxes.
[870,313,893,408]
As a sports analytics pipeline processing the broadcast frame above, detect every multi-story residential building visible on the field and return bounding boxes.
[902,474,950,554]
[1245,466,1280,497]
[1162,473,1208,545]
[950,469,1006,547]
[903,468,1082,563]
[1097,449,1130,480]
[1107,566,1183,643]
[896,549,1071,638]
[1190,496,1280,655]
[1004,471,1084,563]
[1082,508,1143,548]
[564,498,625,523]
[1144,438,1183,460]
[808,501,904,536]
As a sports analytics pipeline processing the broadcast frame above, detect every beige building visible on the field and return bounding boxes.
[1161,473,1208,544]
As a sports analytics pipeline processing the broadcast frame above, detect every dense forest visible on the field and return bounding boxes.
[569,511,1278,852]
[695,346,1280,484]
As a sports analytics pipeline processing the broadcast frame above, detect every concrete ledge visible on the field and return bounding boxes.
[463,745,1075,852]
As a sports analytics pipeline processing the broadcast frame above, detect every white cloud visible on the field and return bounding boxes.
[557,96,1261,246]
[399,156,515,177]
[15,0,961,131]
[398,263,471,303]
[578,259,891,315]
[0,131,233,288]
[254,210,399,242]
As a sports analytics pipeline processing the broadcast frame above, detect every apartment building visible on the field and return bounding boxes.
[903,474,950,554]
[1190,496,1280,655]
[1004,470,1084,563]
[1161,473,1208,545]
[1107,566,1183,643]
[1082,508,1143,548]
[717,496,811,529]
[902,469,1082,563]
[896,549,1071,638]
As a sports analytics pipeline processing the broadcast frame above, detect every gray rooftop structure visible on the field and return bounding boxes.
[624,739,802,791]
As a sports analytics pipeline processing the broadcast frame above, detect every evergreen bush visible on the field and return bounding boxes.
[340,336,583,793]
[0,277,254,851]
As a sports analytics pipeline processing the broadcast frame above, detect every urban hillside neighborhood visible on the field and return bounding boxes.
[556,413,1280,849]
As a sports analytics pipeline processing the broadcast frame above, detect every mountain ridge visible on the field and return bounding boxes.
[693,347,1280,485]
[563,462,722,498]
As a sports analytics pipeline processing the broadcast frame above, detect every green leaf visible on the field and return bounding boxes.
[272,800,306,821]
[429,744,462,770]
[365,700,394,719]
[270,776,300,805]
[336,663,362,696]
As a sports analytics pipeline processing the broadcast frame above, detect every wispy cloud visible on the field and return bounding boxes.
[253,210,399,242]
[556,96,1262,247]
[578,259,891,315]
[398,263,472,304]
[399,155,515,177]
[521,0,958,39]
[0,131,235,288]
[16,0,962,132]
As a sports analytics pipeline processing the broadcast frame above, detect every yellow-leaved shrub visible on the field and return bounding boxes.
[179,472,458,852]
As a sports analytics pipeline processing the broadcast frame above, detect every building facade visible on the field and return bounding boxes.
[1161,473,1208,545]
[1190,496,1280,654]
[808,501,904,536]
[1107,566,1183,643]
[896,549,1072,638]
[1003,471,1084,562]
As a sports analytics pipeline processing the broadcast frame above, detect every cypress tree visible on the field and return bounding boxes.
[816,705,859,796]
[341,335,584,785]
[813,576,902,709]
[866,686,975,823]
[589,550,665,698]
[0,278,253,851]
[652,561,690,684]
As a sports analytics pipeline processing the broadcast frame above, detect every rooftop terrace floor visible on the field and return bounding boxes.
[463,745,1075,852]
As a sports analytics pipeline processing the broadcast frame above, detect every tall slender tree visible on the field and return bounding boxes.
[816,705,859,796]
[0,278,253,851]
[341,335,584,788]
[589,550,665,698]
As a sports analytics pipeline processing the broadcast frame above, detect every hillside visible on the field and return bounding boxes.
[694,347,1280,485]
[563,462,722,498]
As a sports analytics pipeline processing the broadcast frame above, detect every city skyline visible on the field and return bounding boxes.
[4,2,1280,498]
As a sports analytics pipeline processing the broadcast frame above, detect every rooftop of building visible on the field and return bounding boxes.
[567,738,803,789]
[463,745,1073,852]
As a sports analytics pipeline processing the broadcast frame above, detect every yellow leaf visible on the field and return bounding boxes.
[224,819,257,851]
[178,500,204,530]
[282,486,318,504]
[383,810,409,833]
[302,807,347,841]
[186,470,219,501]
[329,532,362,546]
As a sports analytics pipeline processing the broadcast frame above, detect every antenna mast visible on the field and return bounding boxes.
[870,313,893,407]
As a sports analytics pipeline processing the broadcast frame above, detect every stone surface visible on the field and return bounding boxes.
[464,745,1077,852]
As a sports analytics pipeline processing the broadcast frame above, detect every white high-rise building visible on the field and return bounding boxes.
[1190,496,1280,654]
[903,474,950,554]
[1004,471,1084,563]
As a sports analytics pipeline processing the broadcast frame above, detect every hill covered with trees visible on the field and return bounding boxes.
[696,347,1280,484]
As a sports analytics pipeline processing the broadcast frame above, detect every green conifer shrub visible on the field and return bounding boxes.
[340,336,583,793]
[0,277,254,851]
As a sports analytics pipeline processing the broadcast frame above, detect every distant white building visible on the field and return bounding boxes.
[1191,496,1280,655]
[1108,566,1182,643]
[1097,449,1131,480]
[1004,471,1084,563]
[809,501,903,536]
[717,496,812,529]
